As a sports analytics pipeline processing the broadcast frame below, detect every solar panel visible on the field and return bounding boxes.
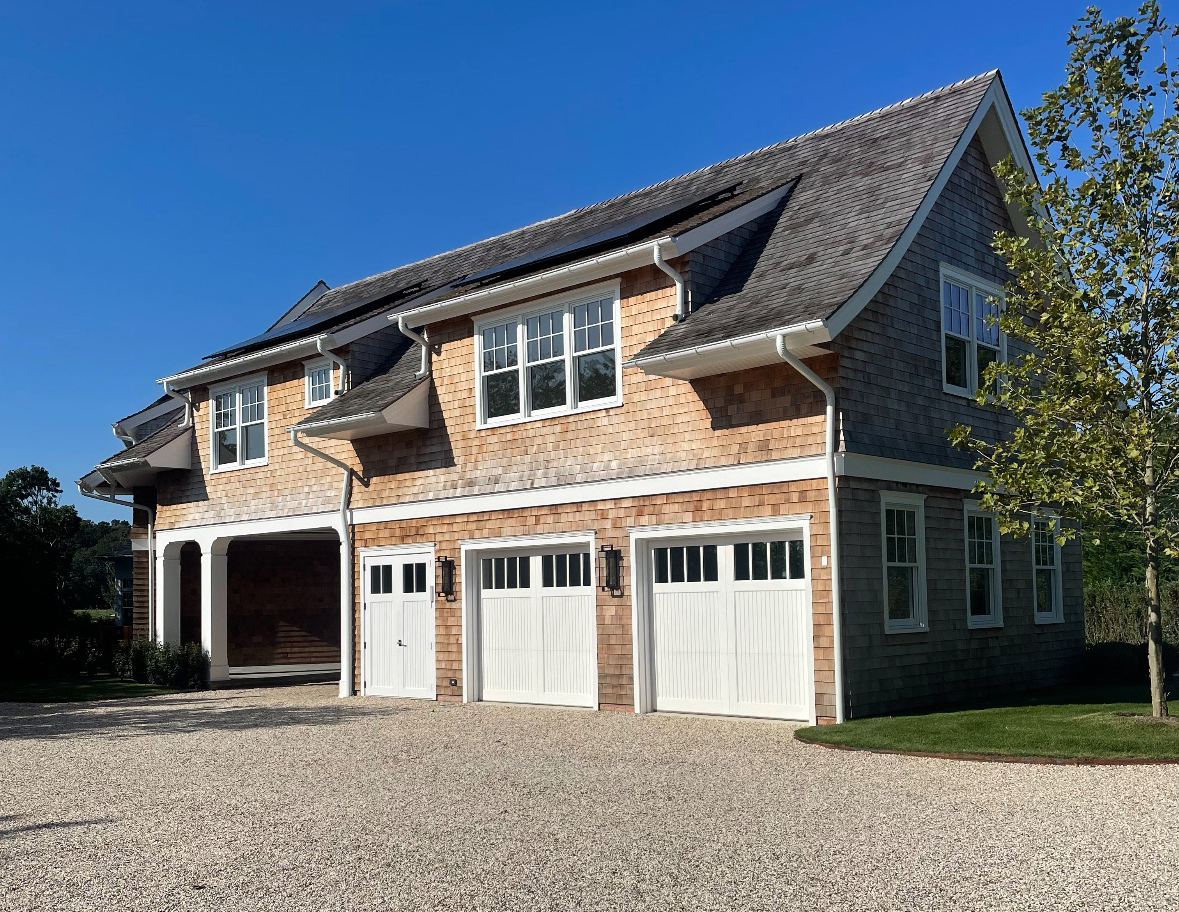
[203,282,424,361]
[452,184,744,289]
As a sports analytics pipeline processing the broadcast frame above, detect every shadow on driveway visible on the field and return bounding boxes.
[0,691,406,742]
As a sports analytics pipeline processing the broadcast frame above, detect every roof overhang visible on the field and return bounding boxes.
[96,427,193,486]
[158,285,452,391]
[627,320,831,380]
[79,469,131,498]
[294,381,430,440]
[630,73,1038,381]
[392,183,795,329]
[114,397,177,439]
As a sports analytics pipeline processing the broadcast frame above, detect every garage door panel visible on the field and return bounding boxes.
[653,589,727,712]
[734,589,809,718]
[540,594,595,705]
[650,535,812,721]
[481,596,533,700]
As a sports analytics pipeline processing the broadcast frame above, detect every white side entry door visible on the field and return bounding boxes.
[363,550,436,699]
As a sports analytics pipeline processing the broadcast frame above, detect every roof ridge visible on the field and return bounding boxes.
[317,70,998,305]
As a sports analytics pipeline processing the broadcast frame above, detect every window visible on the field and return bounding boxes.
[964,504,1002,628]
[1033,515,1064,623]
[210,377,267,471]
[305,360,335,407]
[734,540,806,581]
[881,493,927,633]
[475,285,621,426]
[370,564,394,595]
[481,555,530,590]
[402,561,428,594]
[941,266,1004,397]
[542,552,591,588]
[653,544,719,584]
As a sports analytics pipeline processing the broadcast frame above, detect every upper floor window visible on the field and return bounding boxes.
[964,503,1002,628]
[881,492,928,633]
[474,284,621,427]
[211,376,267,471]
[305,359,335,407]
[1033,514,1064,624]
[940,265,1004,398]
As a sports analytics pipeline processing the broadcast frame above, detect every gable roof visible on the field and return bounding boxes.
[98,408,187,468]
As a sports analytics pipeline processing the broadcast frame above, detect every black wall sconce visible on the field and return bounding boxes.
[599,545,623,596]
[436,556,456,601]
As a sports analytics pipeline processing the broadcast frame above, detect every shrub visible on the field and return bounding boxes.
[115,639,210,690]
[1081,581,1179,685]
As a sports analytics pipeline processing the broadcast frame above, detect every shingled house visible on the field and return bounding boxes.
[80,71,1083,722]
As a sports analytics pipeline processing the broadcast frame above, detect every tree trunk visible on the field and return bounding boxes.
[1145,491,1169,718]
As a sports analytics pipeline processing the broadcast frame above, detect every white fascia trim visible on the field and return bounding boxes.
[628,514,812,538]
[354,455,828,526]
[625,319,830,372]
[458,530,596,551]
[836,452,984,490]
[824,79,1013,339]
[159,305,404,391]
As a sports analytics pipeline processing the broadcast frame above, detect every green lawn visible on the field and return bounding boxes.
[795,686,1179,761]
[0,677,177,703]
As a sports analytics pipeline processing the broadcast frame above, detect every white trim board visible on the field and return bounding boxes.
[153,453,986,547]
[229,663,341,677]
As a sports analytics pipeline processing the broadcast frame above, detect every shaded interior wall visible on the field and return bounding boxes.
[227,540,340,667]
[838,477,1084,718]
[180,542,201,646]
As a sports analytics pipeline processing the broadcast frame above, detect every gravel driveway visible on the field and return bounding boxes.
[1,685,1175,911]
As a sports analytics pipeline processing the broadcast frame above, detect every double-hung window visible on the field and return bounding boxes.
[210,376,267,471]
[964,503,1002,628]
[475,284,621,427]
[1033,514,1064,623]
[305,359,335,407]
[941,265,1004,397]
[881,493,927,633]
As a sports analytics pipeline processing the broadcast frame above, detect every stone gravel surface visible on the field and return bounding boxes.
[1,685,1176,911]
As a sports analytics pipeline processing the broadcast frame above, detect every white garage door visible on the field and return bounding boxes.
[650,535,811,720]
[478,548,596,707]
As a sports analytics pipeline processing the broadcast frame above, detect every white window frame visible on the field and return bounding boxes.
[1032,512,1064,624]
[472,281,623,429]
[304,358,337,408]
[880,492,928,634]
[939,264,1006,398]
[963,501,1003,629]
[209,373,268,473]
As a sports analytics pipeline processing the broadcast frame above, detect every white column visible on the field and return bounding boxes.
[157,552,182,645]
[201,539,230,683]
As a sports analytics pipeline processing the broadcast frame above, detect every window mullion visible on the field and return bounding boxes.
[565,306,576,411]
[517,320,528,418]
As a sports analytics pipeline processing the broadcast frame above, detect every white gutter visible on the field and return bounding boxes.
[773,334,845,723]
[653,241,687,321]
[289,427,354,697]
[160,381,193,429]
[77,481,156,643]
[397,315,430,377]
[112,425,135,446]
[627,319,830,370]
[315,337,348,395]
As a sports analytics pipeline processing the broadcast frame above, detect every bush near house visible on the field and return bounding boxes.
[114,640,210,690]
[1079,582,1179,685]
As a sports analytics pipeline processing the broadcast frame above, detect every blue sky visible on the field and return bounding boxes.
[0,0,1091,520]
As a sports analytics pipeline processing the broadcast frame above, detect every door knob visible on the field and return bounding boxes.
[397,640,406,647]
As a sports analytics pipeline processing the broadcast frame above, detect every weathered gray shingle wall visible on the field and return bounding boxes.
[838,477,1084,718]
[833,135,1024,468]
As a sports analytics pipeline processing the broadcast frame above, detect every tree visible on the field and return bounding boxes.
[951,2,1179,717]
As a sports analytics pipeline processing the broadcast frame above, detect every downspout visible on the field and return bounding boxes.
[397,315,430,377]
[774,335,846,723]
[160,381,193,429]
[289,427,355,698]
[316,336,348,395]
[653,241,688,321]
[77,481,156,644]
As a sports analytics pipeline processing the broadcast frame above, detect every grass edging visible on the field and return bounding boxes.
[794,732,1179,766]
